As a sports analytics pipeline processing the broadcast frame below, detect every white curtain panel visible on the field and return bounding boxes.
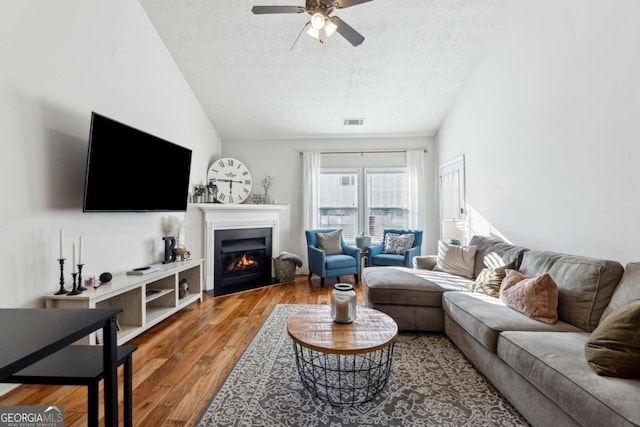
[406,150,426,230]
[302,151,320,230]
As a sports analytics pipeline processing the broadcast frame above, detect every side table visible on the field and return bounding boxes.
[360,248,369,282]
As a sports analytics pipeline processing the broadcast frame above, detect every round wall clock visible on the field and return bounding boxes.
[206,158,252,204]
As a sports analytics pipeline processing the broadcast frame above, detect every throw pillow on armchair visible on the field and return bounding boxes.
[383,233,415,255]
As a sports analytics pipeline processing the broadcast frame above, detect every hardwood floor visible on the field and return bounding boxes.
[0,275,364,426]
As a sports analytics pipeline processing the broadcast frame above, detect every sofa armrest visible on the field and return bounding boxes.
[413,255,437,270]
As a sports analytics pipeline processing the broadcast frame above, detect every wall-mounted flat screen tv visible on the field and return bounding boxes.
[83,112,192,212]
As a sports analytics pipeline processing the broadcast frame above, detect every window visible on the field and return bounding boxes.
[366,169,409,243]
[318,170,358,242]
[318,168,409,244]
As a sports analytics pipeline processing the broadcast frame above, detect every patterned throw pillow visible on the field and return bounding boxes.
[433,240,477,278]
[383,233,415,255]
[499,269,558,324]
[471,260,517,297]
[585,299,640,378]
[316,230,343,255]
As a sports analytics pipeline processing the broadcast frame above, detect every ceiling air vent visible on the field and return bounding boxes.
[343,118,364,126]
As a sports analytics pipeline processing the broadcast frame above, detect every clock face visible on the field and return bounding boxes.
[206,158,252,204]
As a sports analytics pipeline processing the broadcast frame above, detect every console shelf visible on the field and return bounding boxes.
[44,259,203,345]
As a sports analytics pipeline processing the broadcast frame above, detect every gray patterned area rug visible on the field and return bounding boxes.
[196,304,528,426]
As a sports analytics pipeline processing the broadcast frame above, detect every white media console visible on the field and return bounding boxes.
[44,259,203,344]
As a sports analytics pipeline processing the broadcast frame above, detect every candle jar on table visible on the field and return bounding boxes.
[331,283,356,324]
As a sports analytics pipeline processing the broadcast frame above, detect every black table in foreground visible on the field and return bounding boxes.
[0,308,122,426]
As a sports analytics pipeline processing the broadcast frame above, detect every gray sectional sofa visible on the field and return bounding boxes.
[362,235,640,426]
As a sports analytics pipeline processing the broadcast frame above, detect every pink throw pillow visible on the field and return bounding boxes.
[499,269,559,324]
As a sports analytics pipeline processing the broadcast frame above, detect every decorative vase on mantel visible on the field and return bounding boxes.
[263,191,270,204]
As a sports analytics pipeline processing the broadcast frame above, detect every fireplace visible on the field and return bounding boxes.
[199,204,287,295]
[214,228,272,296]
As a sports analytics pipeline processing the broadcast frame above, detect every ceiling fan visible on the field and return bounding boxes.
[252,0,373,51]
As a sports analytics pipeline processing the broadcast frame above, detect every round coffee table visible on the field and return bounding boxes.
[287,305,398,406]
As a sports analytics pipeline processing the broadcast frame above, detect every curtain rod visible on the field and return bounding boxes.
[299,149,428,155]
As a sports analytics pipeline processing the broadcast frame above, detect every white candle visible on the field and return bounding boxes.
[72,243,76,273]
[59,229,64,259]
[78,235,83,264]
[335,298,349,323]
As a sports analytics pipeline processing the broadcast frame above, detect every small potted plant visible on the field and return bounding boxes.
[355,230,371,249]
[192,184,206,203]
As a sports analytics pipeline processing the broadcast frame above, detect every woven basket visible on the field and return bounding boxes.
[273,258,297,283]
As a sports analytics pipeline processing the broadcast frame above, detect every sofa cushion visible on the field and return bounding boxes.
[316,230,343,255]
[383,233,415,255]
[498,331,640,426]
[469,236,529,279]
[363,267,471,307]
[586,299,640,378]
[325,254,355,269]
[519,250,624,332]
[433,241,477,278]
[470,260,516,298]
[602,262,640,320]
[443,291,582,353]
[499,270,559,324]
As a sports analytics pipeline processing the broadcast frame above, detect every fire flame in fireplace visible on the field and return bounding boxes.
[227,253,258,272]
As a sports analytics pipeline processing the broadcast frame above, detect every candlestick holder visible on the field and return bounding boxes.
[76,264,87,291]
[54,258,68,295]
[67,272,81,296]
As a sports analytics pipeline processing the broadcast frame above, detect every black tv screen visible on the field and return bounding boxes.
[83,112,192,212]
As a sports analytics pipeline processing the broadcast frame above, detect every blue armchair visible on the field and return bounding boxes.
[368,229,423,268]
[306,229,361,287]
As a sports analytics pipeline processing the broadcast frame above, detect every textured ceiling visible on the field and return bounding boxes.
[138,0,506,140]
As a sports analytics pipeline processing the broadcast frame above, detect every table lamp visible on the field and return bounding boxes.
[442,219,465,246]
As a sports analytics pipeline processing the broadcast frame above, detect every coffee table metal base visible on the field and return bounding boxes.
[292,341,395,406]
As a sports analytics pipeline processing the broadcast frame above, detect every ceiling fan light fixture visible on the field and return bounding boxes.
[324,19,338,37]
[310,11,326,30]
[306,26,320,39]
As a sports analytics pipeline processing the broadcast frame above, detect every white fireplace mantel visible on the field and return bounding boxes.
[198,204,288,292]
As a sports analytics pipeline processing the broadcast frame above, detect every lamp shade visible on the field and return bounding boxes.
[442,219,465,241]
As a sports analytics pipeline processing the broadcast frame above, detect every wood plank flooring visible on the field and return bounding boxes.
[0,275,363,426]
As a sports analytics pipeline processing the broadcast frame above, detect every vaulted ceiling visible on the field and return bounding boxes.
[138,0,506,140]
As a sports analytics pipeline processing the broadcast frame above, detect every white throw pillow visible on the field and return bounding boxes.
[433,240,477,278]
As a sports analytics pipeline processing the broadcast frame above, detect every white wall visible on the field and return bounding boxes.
[436,0,640,264]
[0,0,221,309]
[222,137,437,270]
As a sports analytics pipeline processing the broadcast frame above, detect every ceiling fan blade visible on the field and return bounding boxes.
[291,22,311,52]
[334,0,374,9]
[251,6,306,14]
[331,16,365,47]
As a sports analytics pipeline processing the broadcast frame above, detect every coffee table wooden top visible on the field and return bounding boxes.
[287,306,398,355]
